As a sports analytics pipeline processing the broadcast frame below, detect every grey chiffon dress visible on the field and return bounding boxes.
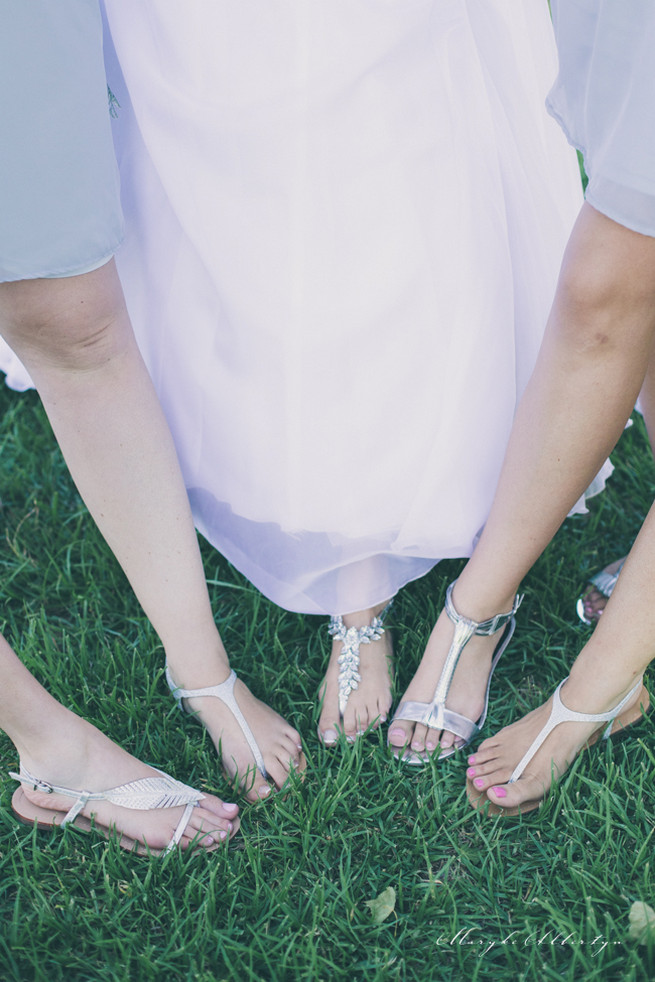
[0,0,123,282]
[548,0,655,238]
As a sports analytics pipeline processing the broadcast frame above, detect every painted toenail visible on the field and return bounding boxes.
[468,755,476,764]
[411,741,422,750]
[426,742,436,751]
[491,786,507,798]
[219,830,228,841]
[466,767,476,778]
[474,778,484,789]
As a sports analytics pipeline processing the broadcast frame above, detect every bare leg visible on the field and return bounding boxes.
[390,204,655,757]
[0,631,238,851]
[0,264,303,800]
[467,496,655,812]
[317,602,393,744]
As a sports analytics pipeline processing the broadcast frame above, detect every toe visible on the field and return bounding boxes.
[388,719,413,749]
[486,774,544,812]
[318,725,340,746]
[200,793,239,821]
[409,722,429,754]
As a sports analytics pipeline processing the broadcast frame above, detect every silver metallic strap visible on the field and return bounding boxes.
[588,560,625,599]
[434,581,522,707]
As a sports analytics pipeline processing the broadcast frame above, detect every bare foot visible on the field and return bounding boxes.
[166,661,305,804]
[388,587,517,762]
[465,677,649,815]
[14,713,239,854]
[317,602,393,745]
[578,558,626,624]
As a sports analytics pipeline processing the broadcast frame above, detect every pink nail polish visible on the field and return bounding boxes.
[491,786,507,798]
[219,830,228,841]
[466,767,476,778]
[468,755,476,765]
[474,778,484,789]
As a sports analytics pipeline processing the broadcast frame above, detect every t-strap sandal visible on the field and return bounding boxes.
[10,763,207,855]
[390,580,522,764]
[165,666,270,787]
[474,676,650,816]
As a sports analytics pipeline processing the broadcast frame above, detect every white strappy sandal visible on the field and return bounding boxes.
[166,666,307,795]
[10,764,213,855]
[389,580,522,763]
[471,676,650,816]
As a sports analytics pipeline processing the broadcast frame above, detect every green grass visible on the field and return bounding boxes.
[0,384,653,982]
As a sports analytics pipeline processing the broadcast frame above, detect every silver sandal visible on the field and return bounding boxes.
[10,763,207,854]
[390,580,522,764]
[576,559,625,625]
[165,667,270,786]
[322,602,392,740]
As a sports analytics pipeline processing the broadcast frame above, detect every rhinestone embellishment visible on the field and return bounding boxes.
[328,606,390,717]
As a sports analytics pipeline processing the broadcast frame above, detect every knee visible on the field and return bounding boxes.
[0,268,132,374]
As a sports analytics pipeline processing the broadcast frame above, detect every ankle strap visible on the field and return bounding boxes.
[444,581,522,636]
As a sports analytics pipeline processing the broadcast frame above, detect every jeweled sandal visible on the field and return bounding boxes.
[390,580,522,764]
[10,764,209,854]
[321,602,392,742]
[469,676,650,816]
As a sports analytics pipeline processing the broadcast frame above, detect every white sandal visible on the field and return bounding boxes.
[10,763,208,854]
[166,667,270,787]
[390,580,522,763]
[489,676,649,814]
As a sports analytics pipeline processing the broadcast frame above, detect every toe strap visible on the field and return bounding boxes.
[507,677,643,784]
[166,667,269,780]
[164,800,197,853]
[10,764,203,849]
[391,701,479,744]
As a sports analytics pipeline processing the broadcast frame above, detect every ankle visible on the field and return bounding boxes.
[450,578,519,623]
[562,666,643,715]
[17,714,98,785]
[338,600,392,630]
[164,635,231,689]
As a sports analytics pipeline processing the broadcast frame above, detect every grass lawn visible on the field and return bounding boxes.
[0,382,653,982]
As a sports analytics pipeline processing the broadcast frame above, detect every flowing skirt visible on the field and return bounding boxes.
[2,1,588,614]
